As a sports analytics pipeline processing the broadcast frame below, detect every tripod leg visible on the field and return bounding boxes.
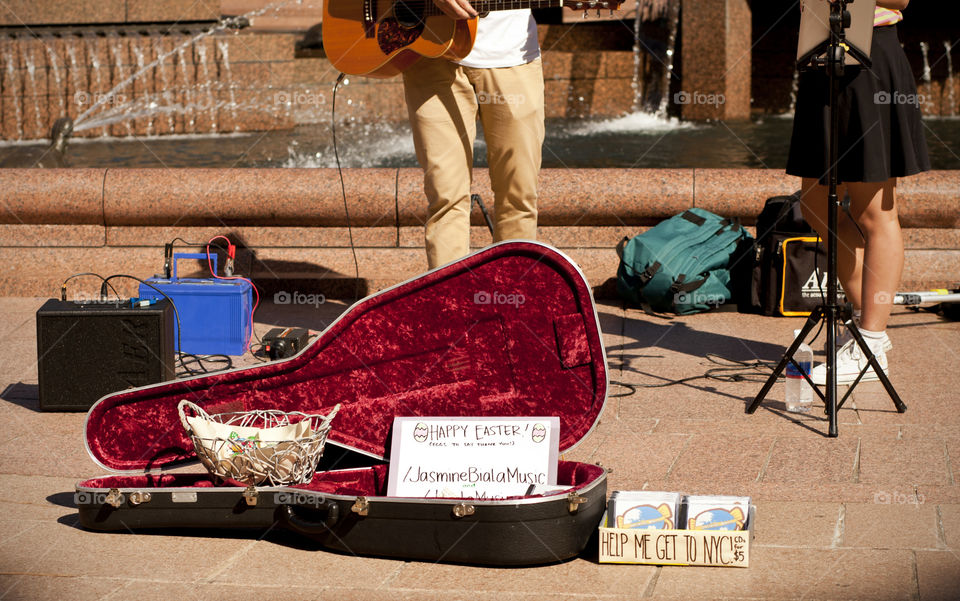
[747,307,824,414]
[845,321,908,413]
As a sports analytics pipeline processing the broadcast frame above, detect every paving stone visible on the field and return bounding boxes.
[592,424,689,487]
[915,550,960,601]
[211,538,402,589]
[842,502,941,550]
[0,520,261,580]
[388,557,658,597]
[914,486,960,505]
[859,438,953,487]
[761,437,859,485]
[0,575,125,601]
[939,505,960,548]
[101,580,324,601]
[650,548,917,600]
[666,433,775,487]
[751,502,841,549]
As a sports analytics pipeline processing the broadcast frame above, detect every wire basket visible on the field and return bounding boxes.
[178,400,340,486]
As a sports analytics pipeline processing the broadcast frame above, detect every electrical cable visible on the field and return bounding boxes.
[99,274,233,377]
[203,234,261,353]
[168,237,228,248]
[332,71,362,302]
[395,166,401,248]
[607,380,637,398]
[59,272,122,302]
[629,354,779,388]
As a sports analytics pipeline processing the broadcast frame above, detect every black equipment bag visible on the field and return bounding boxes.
[734,193,828,316]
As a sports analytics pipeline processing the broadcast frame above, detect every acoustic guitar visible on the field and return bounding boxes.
[322,0,624,78]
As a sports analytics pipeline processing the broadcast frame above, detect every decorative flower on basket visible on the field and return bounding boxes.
[178,400,341,486]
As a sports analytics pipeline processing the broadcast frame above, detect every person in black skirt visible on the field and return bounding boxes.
[787,0,930,385]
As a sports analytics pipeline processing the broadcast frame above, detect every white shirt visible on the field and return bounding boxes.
[456,10,540,69]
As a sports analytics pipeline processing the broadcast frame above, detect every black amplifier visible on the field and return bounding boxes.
[36,299,176,411]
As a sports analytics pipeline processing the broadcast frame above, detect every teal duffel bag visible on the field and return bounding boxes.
[616,208,753,315]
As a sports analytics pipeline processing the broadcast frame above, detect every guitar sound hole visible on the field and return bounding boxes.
[393,0,423,28]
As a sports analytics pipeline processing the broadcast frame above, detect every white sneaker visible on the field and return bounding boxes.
[826,327,892,356]
[811,337,890,385]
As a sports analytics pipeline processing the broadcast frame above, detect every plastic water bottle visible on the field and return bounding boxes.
[785,329,813,413]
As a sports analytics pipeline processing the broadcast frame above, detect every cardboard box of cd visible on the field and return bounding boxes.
[598,508,755,567]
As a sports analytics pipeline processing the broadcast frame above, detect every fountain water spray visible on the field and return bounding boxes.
[107,32,134,136]
[3,48,23,139]
[655,0,681,119]
[216,38,240,131]
[151,34,177,134]
[787,66,800,115]
[23,48,44,136]
[44,38,66,115]
[919,42,933,115]
[195,43,217,132]
[73,2,288,129]
[944,40,956,118]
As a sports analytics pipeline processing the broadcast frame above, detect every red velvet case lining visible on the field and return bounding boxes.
[84,242,607,473]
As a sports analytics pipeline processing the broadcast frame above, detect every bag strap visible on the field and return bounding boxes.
[640,301,673,320]
[681,210,706,227]
[616,236,629,259]
[669,274,707,295]
[713,217,743,235]
[774,192,804,229]
[638,261,662,287]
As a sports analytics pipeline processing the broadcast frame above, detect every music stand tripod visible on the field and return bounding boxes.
[746,0,906,437]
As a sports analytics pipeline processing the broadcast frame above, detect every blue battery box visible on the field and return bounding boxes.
[139,253,253,356]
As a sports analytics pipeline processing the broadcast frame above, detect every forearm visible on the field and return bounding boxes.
[826,0,910,7]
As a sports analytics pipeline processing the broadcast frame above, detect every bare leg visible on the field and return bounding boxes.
[798,178,865,311]
[845,179,903,332]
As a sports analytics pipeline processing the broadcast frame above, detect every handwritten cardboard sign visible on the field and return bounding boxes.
[387,416,560,499]
[598,521,750,567]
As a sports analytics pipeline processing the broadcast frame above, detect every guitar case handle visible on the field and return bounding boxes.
[281,501,340,535]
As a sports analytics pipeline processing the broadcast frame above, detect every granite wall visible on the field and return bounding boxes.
[1,167,956,299]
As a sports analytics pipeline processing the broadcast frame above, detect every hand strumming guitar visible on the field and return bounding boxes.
[432,0,479,20]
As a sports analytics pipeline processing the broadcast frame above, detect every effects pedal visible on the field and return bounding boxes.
[262,327,309,360]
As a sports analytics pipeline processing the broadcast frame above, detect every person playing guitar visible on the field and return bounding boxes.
[402,1,544,269]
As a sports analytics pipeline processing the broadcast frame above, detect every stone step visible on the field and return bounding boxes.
[4,244,957,300]
[2,168,958,228]
[2,167,956,298]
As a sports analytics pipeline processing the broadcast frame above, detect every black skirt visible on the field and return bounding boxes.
[786,24,931,183]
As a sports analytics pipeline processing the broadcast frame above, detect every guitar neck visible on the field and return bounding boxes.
[422,0,566,18]
[473,0,565,9]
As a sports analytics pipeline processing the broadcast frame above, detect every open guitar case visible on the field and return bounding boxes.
[77,241,609,565]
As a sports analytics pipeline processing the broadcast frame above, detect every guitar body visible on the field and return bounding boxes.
[323,0,478,78]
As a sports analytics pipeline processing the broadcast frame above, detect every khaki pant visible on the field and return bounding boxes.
[403,57,545,269]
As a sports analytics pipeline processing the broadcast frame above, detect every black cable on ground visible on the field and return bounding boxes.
[332,72,362,303]
[100,274,234,377]
[628,354,779,389]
